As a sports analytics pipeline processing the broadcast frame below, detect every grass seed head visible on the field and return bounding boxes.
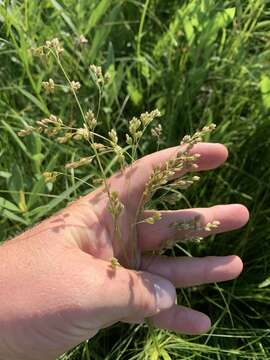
[108,129,118,144]
[65,156,93,169]
[204,220,221,231]
[70,81,81,92]
[45,38,64,56]
[17,126,35,137]
[42,78,55,94]
[110,257,121,268]
[108,191,124,219]
[126,134,133,145]
[140,109,161,126]
[75,35,88,47]
[85,110,97,130]
[129,117,141,137]
[93,143,106,151]
[36,114,62,127]
[89,64,104,84]
[114,145,125,165]
[57,132,73,143]
[43,171,58,183]
[31,46,44,58]
[180,123,216,149]
[73,126,90,141]
[151,123,162,137]
[144,211,161,225]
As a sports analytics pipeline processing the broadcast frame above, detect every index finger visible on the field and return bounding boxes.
[109,143,228,206]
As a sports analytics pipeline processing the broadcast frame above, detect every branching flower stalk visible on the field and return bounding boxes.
[20,38,220,270]
[43,171,96,190]
[126,110,161,161]
[129,124,217,269]
[51,44,130,265]
[30,38,129,265]
[89,64,107,120]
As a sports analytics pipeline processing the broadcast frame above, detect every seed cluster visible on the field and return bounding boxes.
[42,78,55,94]
[131,123,219,254]
[143,125,216,203]
[108,191,124,221]
[65,157,93,169]
[126,110,161,159]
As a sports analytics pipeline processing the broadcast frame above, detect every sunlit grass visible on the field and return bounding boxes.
[0,0,270,358]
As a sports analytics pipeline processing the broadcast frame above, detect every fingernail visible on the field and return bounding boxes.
[153,278,176,312]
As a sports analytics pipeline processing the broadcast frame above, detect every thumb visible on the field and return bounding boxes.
[79,258,176,329]
[109,266,176,321]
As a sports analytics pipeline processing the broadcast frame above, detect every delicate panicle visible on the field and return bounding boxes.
[126,109,162,153]
[25,37,219,268]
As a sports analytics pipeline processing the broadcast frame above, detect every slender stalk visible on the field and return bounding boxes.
[53,51,130,265]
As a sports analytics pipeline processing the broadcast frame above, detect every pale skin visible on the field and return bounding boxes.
[0,143,249,360]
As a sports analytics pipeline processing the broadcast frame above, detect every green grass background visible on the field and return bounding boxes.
[1,0,270,358]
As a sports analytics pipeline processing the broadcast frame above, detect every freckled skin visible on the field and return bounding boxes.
[0,144,248,360]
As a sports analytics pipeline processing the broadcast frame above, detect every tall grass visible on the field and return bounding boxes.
[1,0,270,358]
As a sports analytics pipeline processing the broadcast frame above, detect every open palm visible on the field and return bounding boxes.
[0,143,249,360]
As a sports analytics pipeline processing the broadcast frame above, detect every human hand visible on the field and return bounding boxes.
[0,143,249,360]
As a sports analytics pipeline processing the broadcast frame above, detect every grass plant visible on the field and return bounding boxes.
[1,0,270,359]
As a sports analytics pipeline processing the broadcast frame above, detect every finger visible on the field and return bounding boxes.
[109,143,228,205]
[74,254,176,329]
[140,255,243,288]
[81,143,228,267]
[138,204,249,251]
[122,255,242,325]
[150,304,211,334]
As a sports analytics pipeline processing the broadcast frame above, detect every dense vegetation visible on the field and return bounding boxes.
[0,0,270,358]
